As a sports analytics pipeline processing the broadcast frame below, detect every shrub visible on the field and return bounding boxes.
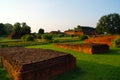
[37,34,42,39]
[22,35,34,41]
[52,39,60,43]
[70,35,75,37]
[57,34,64,37]
[113,37,120,47]
[42,34,53,41]
[79,35,88,41]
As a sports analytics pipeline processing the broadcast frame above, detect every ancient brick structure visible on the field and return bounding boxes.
[84,35,119,46]
[64,26,96,36]
[55,43,109,54]
[0,47,76,80]
[64,30,84,36]
[50,31,64,34]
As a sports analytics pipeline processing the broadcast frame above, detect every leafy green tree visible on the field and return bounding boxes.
[74,25,82,31]
[21,22,31,35]
[96,13,120,34]
[38,28,44,34]
[0,23,5,35]
[22,34,34,41]
[13,22,22,34]
[42,34,53,40]
[4,23,13,35]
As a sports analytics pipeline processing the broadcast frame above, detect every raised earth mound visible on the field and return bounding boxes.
[55,43,109,54]
[0,47,76,80]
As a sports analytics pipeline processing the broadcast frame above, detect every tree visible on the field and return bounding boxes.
[38,28,44,34]
[9,22,31,39]
[96,13,120,34]
[4,23,13,35]
[0,23,5,35]
[21,22,31,35]
[74,25,82,31]
[13,22,22,34]
[9,22,22,39]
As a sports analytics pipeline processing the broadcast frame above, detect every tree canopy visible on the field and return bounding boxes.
[96,13,120,34]
[4,23,13,35]
[0,23,5,35]
[74,25,82,31]
[21,22,31,35]
[38,28,44,34]
[13,22,22,34]
[13,22,31,35]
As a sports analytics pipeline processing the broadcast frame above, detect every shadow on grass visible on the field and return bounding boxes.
[52,60,120,80]
[93,47,120,55]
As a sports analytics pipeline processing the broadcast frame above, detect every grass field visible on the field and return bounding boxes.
[0,65,12,80]
[26,44,120,80]
[0,43,120,80]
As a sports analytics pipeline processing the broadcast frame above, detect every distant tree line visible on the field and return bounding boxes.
[0,22,31,37]
[1,13,120,38]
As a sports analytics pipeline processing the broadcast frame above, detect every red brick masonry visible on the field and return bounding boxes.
[55,43,109,54]
[84,35,119,46]
[0,47,76,80]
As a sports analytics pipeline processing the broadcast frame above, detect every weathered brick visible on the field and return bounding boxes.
[55,43,109,54]
[0,47,76,80]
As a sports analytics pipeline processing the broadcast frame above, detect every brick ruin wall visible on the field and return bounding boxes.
[55,43,109,54]
[0,47,76,80]
[84,35,119,46]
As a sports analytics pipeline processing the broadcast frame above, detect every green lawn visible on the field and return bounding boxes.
[0,65,12,80]
[53,36,80,43]
[0,37,21,43]
[0,43,120,80]
[26,44,120,80]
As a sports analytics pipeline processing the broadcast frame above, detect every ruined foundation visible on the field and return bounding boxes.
[0,47,76,80]
[55,43,109,54]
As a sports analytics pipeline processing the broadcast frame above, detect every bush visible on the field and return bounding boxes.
[22,35,34,41]
[113,37,120,47]
[51,34,64,38]
[57,34,64,37]
[37,34,42,39]
[42,34,53,41]
[79,35,88,41]
[52,39,60,43]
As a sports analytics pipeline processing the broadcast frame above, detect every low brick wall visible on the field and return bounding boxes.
[0,47,76,80]
[84,35,119,46]
[55,43,109,54]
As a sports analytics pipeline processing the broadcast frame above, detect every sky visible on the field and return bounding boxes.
[0,0,120,32]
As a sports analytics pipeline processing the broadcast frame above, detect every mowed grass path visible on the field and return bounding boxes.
[26,44,120,80]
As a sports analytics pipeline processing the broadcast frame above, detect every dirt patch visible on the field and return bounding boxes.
[0,47,76,80]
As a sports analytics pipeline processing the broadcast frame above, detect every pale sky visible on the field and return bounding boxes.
[0,0,120,32]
